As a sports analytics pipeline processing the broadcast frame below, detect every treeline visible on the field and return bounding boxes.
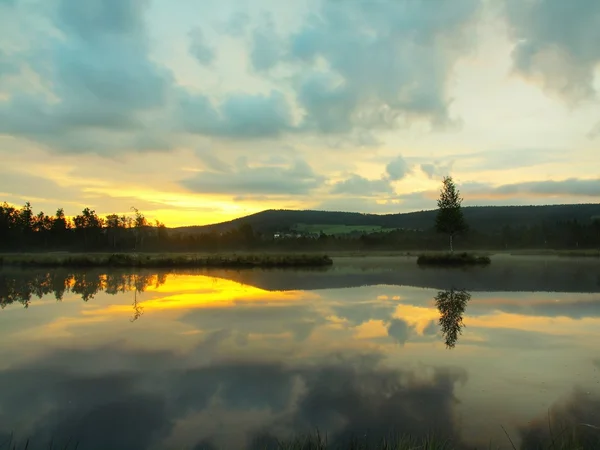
[0,202,168,251]
[2,200,600,252]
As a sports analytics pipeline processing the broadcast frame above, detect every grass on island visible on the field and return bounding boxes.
[417,252,492,266]
[0,253,334,269]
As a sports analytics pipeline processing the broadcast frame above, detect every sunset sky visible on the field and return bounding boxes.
[0,0,599,226]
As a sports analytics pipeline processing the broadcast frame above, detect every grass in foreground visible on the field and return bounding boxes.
[3,429,600,450]
[0,253,334,269]
[417,252,492,266]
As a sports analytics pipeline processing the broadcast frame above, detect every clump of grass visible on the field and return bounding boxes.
[417,252,491,266]
[0,253,334,269]
[250,431,457,450]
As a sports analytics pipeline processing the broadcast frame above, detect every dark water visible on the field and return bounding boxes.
[1,256,599,449]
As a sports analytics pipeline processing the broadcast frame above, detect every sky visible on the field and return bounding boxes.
[0,0,599,227]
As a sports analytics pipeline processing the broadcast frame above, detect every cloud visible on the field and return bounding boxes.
[460,148,564,171]
[178,90,294,139]
[387,318,415,345]
[195,151,232,173]
[331,174,394,196]
[220,12,250,37]
[0,0,173,153]
[332,302,397,327]
[283,0,481,133]
[421,160,454,179]
[386,156,410,181]
[423,320,439,336]
[504,0,600,104]
[189,28,216,65]
[493,178,600,198]
[180,303,327,343]
[180,158,325,196]
[250,16,283,72]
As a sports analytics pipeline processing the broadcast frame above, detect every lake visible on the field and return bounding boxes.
[1,256,600,449]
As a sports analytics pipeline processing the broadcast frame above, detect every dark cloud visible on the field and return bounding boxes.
[178,90,294,139]
[421,160,454,179]
[518,389,600,449]
[0,344,472,449]
[387,318,415,345]
[283,0,480,133]
[180,158,325,196]
[250,16,283,71]
[386,156,410,181]
[331,174,393,196]
[330,155,411,196]
[189,28,216,65]
[0,0,173,153]
[332,302,397,326]
[180,303,327,343]
[504,0,600,104]
[493,178,600,198]
[424,320,439,336]
[267,364,469,448]
[195,151,232,173]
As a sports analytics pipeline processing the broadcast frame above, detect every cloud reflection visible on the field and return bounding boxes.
[0,346,470,450]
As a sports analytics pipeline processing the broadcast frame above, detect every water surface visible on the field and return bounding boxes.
[1,256,599,449]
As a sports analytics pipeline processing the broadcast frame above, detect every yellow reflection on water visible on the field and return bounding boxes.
[83,274,315,317]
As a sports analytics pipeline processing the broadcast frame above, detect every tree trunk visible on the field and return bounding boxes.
[450,234,453,253]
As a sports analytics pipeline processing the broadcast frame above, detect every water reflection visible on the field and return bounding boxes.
[1,264,600,449]
[0,270,165,308]
[435,288,471,349]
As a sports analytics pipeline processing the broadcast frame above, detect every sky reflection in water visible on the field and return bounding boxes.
[1,257,600,449]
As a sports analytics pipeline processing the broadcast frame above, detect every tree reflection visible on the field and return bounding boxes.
[0,270,165,322]
[434,288,471,349]
[130,289,144,323]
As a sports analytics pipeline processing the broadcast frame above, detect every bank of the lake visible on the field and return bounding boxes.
[0,252,333,269]
[417,252,492,266]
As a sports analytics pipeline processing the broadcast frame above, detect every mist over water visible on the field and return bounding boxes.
[1,257,600,449]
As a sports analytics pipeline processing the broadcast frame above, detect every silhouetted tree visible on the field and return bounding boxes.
[131,207,147,250]
[73,207,103,249]
[105,214,121,249]
[435,176,468,252]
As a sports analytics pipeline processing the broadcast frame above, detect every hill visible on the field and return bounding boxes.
[171,203,600,235]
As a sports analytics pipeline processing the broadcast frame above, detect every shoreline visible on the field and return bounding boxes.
[0,253,334,269]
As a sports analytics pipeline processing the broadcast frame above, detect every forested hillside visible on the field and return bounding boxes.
[173,204,600,235]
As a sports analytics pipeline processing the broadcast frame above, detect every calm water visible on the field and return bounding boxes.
[1,256,599,450]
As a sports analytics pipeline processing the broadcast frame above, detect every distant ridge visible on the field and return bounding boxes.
[171,203,600,234]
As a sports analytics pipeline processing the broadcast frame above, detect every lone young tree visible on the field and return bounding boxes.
[435,176,468,252]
